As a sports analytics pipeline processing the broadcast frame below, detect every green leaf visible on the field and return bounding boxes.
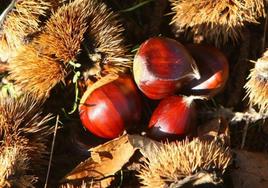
[69,61,81,68]
[68,81,80,114]
[72,71,81,83]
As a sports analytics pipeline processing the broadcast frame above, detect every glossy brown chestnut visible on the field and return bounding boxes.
[79,75,141,139]
[133,37,200,100]
[183,44,229,97]
[148,95,196,141]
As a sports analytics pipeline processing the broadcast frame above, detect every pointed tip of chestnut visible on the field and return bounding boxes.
[147,95,197,141]
[133,37,199,100]
[192,63,201,80]
[182,44,229,98]
[79,75,142,139]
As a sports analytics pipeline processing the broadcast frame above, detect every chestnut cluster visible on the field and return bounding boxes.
[79,37,229,140]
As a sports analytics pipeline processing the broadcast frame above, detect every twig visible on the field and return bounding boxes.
[241,120,249,149]
[231,108,268,123]
[44,115,60,188]
[199,107,268,124]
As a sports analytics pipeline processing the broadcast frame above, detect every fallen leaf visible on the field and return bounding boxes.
[61,134,164,187]
[231,150,268,188]
[128,134,161,158]
[61,134,136,187]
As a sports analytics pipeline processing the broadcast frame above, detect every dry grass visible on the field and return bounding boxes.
[138,138,232,187]
[245,50,268,114]
[0,95,54,187]
[170,0,265,45]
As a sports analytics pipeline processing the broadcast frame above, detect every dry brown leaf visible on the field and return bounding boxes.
[62,134,136,187]
[128,134,161,158]
[198,117,230,145]
[61,134,163,187]
[231,150,268,188]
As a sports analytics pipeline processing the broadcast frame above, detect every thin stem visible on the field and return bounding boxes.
[241,120,249,149]
[68,79,79,114]
[44,115,60,188]
[119,0,154,13]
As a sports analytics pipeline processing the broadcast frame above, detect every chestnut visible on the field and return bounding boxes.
[182,44,229,97]
[133,37,200,100]
[79,75,141,139]
[147,95,196,141]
